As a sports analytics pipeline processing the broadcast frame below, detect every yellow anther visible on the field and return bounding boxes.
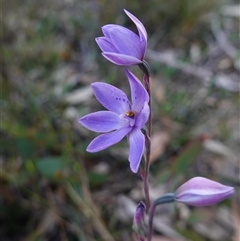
[125,111,135,118]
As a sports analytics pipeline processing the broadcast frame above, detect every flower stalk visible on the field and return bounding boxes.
[142,131,151,212]
[78,9,235,241]
[140,62,152,212]
[147,193,175,241]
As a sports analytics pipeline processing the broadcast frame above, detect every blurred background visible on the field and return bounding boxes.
[2,0,240,240]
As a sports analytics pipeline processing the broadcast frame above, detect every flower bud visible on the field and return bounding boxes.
[133,201,146,234]
[174,177,234,207]
[95,10,147,67]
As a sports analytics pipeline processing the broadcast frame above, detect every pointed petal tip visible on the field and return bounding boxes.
[78,118,84,126]
[86,138,107,152]
[123,9,147,53]
[123,9,132,17]
[90,82,99,91]
[130,163,138,173]
[128,130,144,174]
[86,146,98,153]
[90,82,97,87]
[95,37,101,44]
[126,69,149,112]
[91,82,102,89]
[129,155,141,173]
[78,116,88,125]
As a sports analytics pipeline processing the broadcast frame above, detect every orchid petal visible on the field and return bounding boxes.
[135,101,149,129]
[126,69,149,113]
[87,126,132,152]
[124,9,147,57]
[102,52,142,66]
[91,82,130,114]
[95,37,118,53]
[79,111,127,133]
[128,129,145,173]
[102,24,142,59]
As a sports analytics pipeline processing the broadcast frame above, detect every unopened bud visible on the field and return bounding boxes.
[133,201,146,234]
[175,177,234,207]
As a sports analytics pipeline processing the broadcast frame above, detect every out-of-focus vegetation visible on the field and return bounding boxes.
[2,0,239,240]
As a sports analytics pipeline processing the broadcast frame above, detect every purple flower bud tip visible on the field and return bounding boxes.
[95,10,147,66]
[175,177,234,207]
[133,201,146,232]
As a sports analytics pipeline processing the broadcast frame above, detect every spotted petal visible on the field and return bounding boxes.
[128,129,145,173]
[135,101,149,129]
[79,111,128,133]
[91,82,130,114]
[126,69,149,113]
[87,126,132,152]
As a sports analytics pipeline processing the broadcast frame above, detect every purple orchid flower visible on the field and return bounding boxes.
[95,9,147,66]
[79,69,149,173]
[175,177,234,207]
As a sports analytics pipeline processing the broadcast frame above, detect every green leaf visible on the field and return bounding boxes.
[16,138,35,160]
[35,157,64,176]
[87,172,108,187]
[172,139,202,174]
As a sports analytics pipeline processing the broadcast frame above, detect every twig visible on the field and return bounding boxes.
[47,189,68,241]
[147,49,213,80]
[78,159,105,223]
[65,182,115,241]
[211,19,237,60]
[146,49,240,92]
